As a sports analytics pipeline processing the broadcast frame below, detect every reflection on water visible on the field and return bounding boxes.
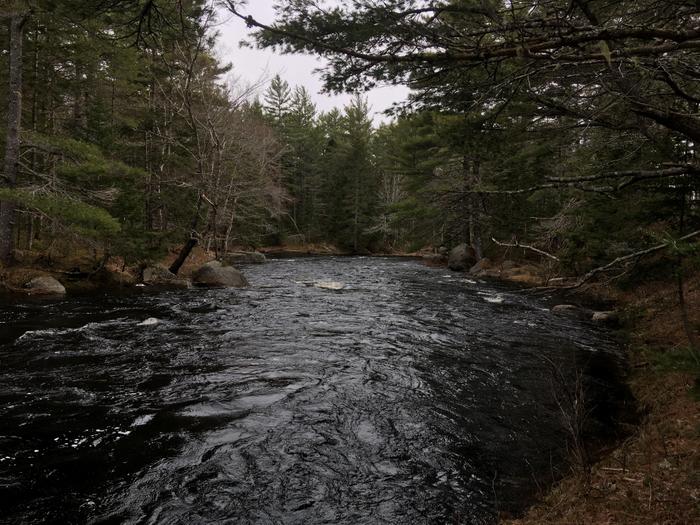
[0,257,626,524]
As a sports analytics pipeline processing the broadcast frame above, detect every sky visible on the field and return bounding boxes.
[214,2,410,123]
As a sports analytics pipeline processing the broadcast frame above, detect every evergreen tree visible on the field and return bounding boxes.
[319,95,379,251]
[263,75,292,125]
[0,1,286,267]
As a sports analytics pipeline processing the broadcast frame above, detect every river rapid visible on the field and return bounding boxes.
[0,257,628,524]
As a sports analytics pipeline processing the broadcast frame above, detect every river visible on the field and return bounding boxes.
[0,257,627,524]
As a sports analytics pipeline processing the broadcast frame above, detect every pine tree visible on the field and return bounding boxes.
[263,75,292,125]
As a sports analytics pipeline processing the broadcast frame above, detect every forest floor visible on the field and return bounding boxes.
[499,270,700,525]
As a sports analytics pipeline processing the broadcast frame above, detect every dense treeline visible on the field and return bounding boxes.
[2,0,699,281]
[223,1,699,281]
[0,1,289,270]
[0,1,416,264]
[259,77,380,251]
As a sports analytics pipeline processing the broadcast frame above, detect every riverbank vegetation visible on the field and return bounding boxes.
[1,0,699,522]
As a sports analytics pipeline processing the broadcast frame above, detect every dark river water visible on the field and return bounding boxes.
[0,257,627,524]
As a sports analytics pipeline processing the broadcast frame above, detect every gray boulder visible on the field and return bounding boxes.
[448,243,477,272]
[592,311,620,326]
[222,251,266,265]
[25,276,66,295]
[193,261,248,288]
[552,304,594,320]
[142,266,191,288]
[551,304,580,314]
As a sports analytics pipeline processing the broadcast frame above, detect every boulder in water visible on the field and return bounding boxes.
[25,276,66,295]
[592,311,620,326]
[448,243,477,272]
[551,304,593,320]
[192,261,248,288]
[552,304,580,314]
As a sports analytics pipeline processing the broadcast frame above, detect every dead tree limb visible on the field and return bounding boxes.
[561,230,700,290]
[491,237,560,261]
[545,165,698,184]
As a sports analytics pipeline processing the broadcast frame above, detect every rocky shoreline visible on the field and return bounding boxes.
[0,249,265,297]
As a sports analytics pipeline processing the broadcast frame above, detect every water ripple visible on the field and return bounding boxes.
[0,257,625,524]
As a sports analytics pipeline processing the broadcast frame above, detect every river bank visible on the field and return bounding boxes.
[0,243,423,296]
[480,260,700,524]
[415,250,698,523]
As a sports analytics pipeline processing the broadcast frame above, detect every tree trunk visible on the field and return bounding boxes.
[169,194,203,275]
[462,156,484,259]
[352,173,360,252]
[0,14,26,265]
[676,187,700,362]
[169,238,198,276]
[27,214,34,250]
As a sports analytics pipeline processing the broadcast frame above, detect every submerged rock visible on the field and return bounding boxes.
[448,243,477,272]
[192,261,248,288]
[552,305,618,325]
[313,281,345,290]
[552,304,593,320]
[25,276,66,295]
[552,304,579,313]
[221,251,266,265]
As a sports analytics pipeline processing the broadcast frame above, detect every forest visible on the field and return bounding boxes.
[1,1,699,522]
[1,1,697,274]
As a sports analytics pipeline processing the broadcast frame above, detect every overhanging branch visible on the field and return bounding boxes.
[491,237,559,261]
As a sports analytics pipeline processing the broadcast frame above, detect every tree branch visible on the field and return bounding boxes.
[491,237,560,261]
[562,230,700,290]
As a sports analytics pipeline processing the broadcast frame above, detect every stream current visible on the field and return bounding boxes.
[0,257,627,524]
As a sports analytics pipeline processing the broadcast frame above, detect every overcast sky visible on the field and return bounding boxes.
[215,3,409,123]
